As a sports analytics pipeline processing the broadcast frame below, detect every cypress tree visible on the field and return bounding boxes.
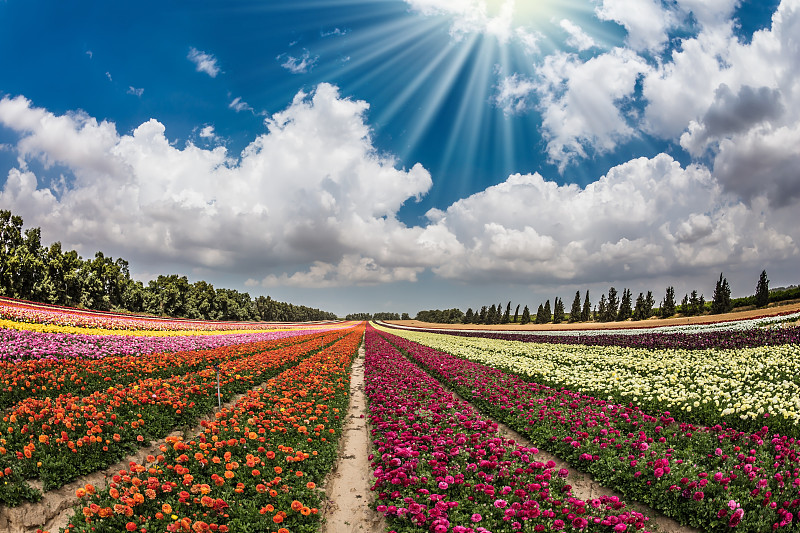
[553,297,565,324]
[521,305,531,324]
[617,288,632,321]
[581,290,591,321]
[755,270,770,308]
[513,304,520,323]
[680,294,689,315]
[487,304,497,324]
[543,299,552,323]
[661,286,676,317]
[598,294,607,322]
[711,273,732,314]
[569,290,582,322]
[502,301,511,323]
[633,292,646,320]
[479,305,487,324]
[605,287,619,322]
[645,291,655,319]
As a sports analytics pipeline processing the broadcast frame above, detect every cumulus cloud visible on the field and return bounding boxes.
[559,19,595,51]
[0,86,434,282]
[277,49,318,74]
[404,0,514,42]
[0,81,797,289]
[595,0,677,52]
[494,74,537,114]
[187,47,220,77]
[533,48,651,170]
[426,154,796,283]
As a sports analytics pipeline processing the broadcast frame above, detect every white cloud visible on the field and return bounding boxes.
[277,49,318,74]
[426,153,797,283]
[127,86,144,97]
[404,0,514,43]
[494,74,537,114]
[595,0,677,52]
[228,97,253,113]
[1,80,797,289]
[559,19,595,51]
[533,48,651,170]
[0,86,433,284]
[187,47,221,78]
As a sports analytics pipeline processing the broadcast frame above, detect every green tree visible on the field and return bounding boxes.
[661,286,676,317]
[605,287,619,322]
[755,270,770,308]
[535,304,545,324]
[617,288,632,321]
[502,301,511,324]
[520,305,531,324]
[552,297,565,324]
[597,294,607,322]
[711,272,732,314]
[569,291,581,322]
[581,291,591,322]
[464,308,474,323]
[513,304,520,323]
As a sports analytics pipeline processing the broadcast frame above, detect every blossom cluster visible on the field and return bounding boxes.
[379,326,800,436]
[62,323,364,533]
[380,313,800,350]
[0,324,324,362]
[0,297,338,332]
[374,327,800,532]
[364,326,652,533]
[0,329,351,505]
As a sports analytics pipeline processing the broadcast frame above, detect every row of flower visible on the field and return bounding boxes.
[60,323,364,533]
[364,325,653,533]
[0,325,333,363]
[380,315,800,350]
[373,327,800,531]
[0,331,332,411]
[0,298,332,332]
[0,329,351,506]
[377,326,800,438]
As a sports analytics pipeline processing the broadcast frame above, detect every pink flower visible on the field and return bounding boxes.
[494,499,508,508]
[471,513,482,523]
[729,508,744,527]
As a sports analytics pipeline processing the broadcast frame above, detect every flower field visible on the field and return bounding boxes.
[364,327,652,533]
[63,323,364,533]
[376,326,800,437]
[0,328,352,506]
[0,298,333,332]
[371,324,800,531]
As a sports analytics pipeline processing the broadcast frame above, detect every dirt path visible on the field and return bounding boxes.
[0,385,263,533]
[321,342,386,533]
[389,300,800,331]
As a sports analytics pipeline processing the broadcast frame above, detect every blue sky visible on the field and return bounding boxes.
[1,0,798,317]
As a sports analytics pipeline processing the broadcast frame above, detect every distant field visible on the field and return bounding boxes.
[388,300,800,330]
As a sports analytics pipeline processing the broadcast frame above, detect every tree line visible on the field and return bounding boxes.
[0,210,337,322]
[416,270,792,325]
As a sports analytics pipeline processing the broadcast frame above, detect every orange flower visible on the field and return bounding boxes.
[162,503,172,514]
[291,500,303,511]
[272,514,283,524]
[273,466,282,474]
[306,481,315,489]
[300,506,311,516]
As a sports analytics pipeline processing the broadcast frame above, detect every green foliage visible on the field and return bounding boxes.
[661,286,676,317]
[414,308,464,323]
[581,290,591,322]
[605,287,619,322]
[0,209,336,321]
[568,291,582,322]
[711,272,732,314]
[520,305,530,324]
[552,297,565,324]
[617,288,632,321]
[755,269,770,308]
